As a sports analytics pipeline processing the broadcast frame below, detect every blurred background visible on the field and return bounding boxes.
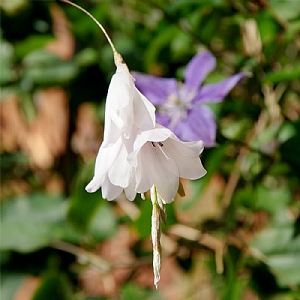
[1,0,300,299]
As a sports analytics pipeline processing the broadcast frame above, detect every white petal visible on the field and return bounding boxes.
[85,138,123,193]
[134,145,153,194]
[170,137,205,157]
[108,140,134,188]
[102,103,122,146]
[108,99,133,138]
[135,142,179,203]
[101,176,123,200]
[106,65,134,137]
[164,138,207,179]
[133,88,156,130]
[109,65,133,111]
[124,178,137,201]
[85,178,101,194]
[128,126,172,167]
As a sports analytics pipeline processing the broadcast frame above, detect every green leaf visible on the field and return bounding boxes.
[23,49,60,66]
[144,25,178,70]
[251,221,300,286]
[254,185,292,215]
[256,10,280,45]
[165,201,177,228]
[22,49,79,85]
[263,66,300,84]
[222,246,246,300]
[0,39,17,84]
[88,202,117,241]
[24,61,78,85]
[120,283,162,300]
[0,193,68,252]
[277,121,297,144]
[267,253,300,287]
[181,145,228,210]
[0,152,29,175]
[74,48,99,67]
[280,121,300,178]
[68,164,117,241]
[269,0,300,21]
[68,163,104,232]
[167,0,226,15]
[68,188,104,233]
[0,86,21,100]
[135,199,152,239]
[14,35,53,59]
[170,30,192,60]
[0,273,26,300]
[233,183,292,216]
[32,271,73,300]
[251,224,294,255]
[269,293,300,300]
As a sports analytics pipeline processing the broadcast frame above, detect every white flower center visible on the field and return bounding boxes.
[159,84,195,129]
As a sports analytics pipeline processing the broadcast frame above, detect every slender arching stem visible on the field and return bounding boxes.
[60,0,117,56]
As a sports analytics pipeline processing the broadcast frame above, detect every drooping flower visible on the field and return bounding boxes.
[62,0,207,289]
[132,51,247,147]
[86,53,206,203]
[85,53,155,200]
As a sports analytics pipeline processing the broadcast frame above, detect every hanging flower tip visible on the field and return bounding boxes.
[113,52,129,71]
[153,248,161,288]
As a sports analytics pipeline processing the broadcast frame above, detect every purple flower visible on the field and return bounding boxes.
[132,52,247,147]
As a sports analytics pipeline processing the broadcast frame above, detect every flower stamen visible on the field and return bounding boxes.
[150,141,169,160]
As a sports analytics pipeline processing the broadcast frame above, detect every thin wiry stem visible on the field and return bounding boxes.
[60,0,117,56]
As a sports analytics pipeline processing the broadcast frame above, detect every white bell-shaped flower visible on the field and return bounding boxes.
[129,124,206,203]
[86,57,206,203]
[61,0,206,289]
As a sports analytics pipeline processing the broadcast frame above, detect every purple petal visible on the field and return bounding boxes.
[192,72,247,104]
[132,72,178,105]
[184,52,216,92]
[172,106,217,147]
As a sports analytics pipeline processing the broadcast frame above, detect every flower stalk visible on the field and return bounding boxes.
[61,0,117,56]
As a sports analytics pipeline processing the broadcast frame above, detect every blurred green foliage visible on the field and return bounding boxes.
[1,0,300,299]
